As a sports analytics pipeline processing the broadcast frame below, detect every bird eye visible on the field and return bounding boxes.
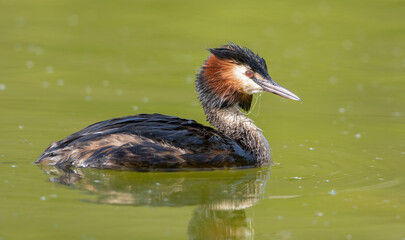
[245,70,254,78]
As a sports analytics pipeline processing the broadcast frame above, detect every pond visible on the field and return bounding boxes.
[0,0,404,239]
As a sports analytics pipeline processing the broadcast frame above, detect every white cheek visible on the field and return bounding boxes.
[233,66,263,94]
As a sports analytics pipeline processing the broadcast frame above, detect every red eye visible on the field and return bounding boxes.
[245,70,254,78]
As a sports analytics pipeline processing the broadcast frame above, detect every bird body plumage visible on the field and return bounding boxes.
[37,114,256,170]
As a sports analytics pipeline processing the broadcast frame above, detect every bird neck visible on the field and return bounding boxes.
[202,105,272,166]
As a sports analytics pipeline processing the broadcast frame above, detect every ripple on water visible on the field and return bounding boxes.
[57,79,64,86]
[25,60,34,69]
[45,66,54,74]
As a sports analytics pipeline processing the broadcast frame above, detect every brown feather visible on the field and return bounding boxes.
[202,55,252,110]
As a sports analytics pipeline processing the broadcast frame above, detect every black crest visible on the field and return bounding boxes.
[208,42,270,78]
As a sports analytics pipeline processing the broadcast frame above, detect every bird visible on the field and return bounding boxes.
[36,43,301,170]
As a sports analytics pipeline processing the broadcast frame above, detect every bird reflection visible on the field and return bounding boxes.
[189,207,254,240]
[39,166,270,239]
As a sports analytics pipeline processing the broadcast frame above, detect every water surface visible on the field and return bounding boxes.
[0,0,404,239]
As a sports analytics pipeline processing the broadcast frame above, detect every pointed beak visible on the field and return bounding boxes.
[258,77,301,101]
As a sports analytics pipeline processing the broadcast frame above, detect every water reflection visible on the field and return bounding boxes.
[39,166,270,239]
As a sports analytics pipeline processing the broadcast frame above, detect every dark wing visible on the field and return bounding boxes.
[36,114,255,170]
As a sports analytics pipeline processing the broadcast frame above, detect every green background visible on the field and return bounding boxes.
[0,0,404,239]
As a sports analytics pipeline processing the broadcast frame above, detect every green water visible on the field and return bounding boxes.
[1,0,404,239]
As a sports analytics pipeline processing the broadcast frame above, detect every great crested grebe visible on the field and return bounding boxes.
[36,43,301,170]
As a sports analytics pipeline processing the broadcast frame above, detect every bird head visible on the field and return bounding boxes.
[196,43,301,111]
